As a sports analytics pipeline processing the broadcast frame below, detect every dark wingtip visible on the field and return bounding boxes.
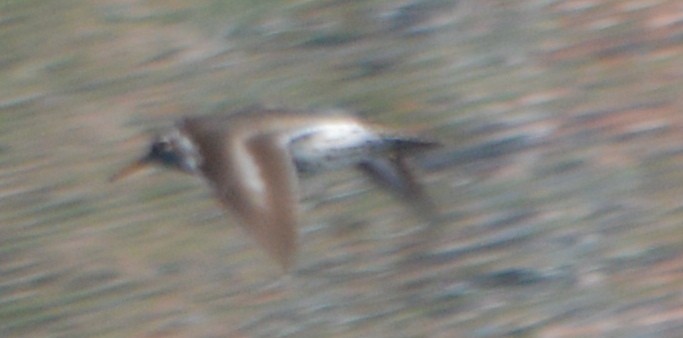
[357,156,440,221]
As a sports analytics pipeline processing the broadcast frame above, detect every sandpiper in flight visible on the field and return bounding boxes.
[111,106,439,271]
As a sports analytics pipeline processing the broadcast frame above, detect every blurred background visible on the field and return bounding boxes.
[2,0,683,337]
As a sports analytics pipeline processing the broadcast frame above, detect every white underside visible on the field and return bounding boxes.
[287,122,382,173]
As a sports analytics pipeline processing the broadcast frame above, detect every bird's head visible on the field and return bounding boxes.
[110,129,201,182]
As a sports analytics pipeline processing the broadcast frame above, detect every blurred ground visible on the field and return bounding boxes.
[2,0,683,337]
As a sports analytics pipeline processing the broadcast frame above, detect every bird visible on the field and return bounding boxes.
[111,106,440,271]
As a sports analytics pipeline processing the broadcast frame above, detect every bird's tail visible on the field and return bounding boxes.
[382,134,441,154]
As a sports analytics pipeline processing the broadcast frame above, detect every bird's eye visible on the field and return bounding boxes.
[152,138,173,154]
[160,141,172,151]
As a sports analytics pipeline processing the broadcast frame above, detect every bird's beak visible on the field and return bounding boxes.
[110,157,152,182]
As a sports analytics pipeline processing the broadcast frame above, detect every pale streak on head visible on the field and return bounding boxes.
[176,129,203,174]
[165,128,203,174]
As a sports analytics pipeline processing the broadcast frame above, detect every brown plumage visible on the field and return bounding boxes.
[112,107,439,271]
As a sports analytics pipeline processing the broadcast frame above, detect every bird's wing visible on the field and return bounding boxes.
[357,156,435,217]
[183,119,299,271]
